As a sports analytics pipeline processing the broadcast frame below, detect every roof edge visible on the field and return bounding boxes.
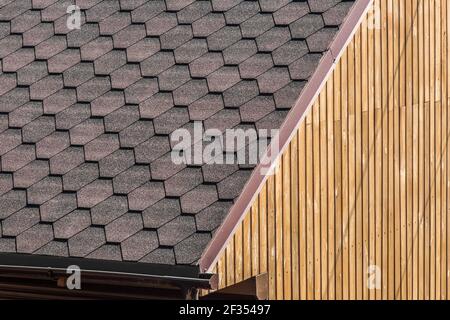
[199,0,374,273]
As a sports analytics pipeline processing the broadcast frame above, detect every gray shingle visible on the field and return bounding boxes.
[121,230,158,261]
[165,0,195,11]
[68,227,105,257]
[2,48,35,72]
[85,0,119,22]
[134,136,170,164]
[223,39,257,65]
[207,66,241,92]
[160,25,192,50]
[192,13,225,37]
[91,91,125,117]
[196,201,233,231]
[174,39,208,64]
[240,13,274,38]
[306,27,338,52]
[139,92,174,119]
[16,224,53,253]
[113,165,150,194]
[0,88,29,113]
[131,0,165,23]
[91,195,128,225]
[177,1,211,24]
[22,22,53,46]
[174,233,211,264]
[105,213,142,242]
[40,193,77,222]
[11,9,40,33]
[150,153,186,180]
[257,67,291,93]
[76,76,111,102]
[290,14,325,39]
[146,12,177,36]
[17,61,48,86]
[143,198,181,229]
[43,89,77,114]
[125,78,159,104]
[113,24,146,49]
[0,190,26,219]
[141,248,175,264]
[80,36,113,61]
[0,35,22,59]
[34,35,67,59]
[48,49,81,73]
[158,65,191,91]
[1,144,35,172]
[77,179,113,208]
[273,40,309,65]
[67,23,99,47]
[0,74,16,96]
[13,160,49,188]
[30,75,64,100]
[99,11,130,35]
[35,241,68,256]
[273,2,310,25]
[274,81,305,109]
[63,63,95,87]
[0,173,12,196]
[128,181,165,211]
[180,185,218,214]
[323,2,354,25]
[0,129,22,156]
[27,176,62,205]
[119,120,155,148]
[153,107,189,135]
[87,244,122,261]
[126,38,160,62]
[36,131,69,159]
[189,52,224,78]
[94,50,126,75]
[49,147,85,175]
[84,134,120,161]
[189,94,224,121]
[104,105,139,133]
[240,95,276,122]
[22,116,55,143]
[70,118,104,145]
[99,149,135,178]
[56,103,91,130]
[165,168,203,197]
[140,51,175,76]
[63,163,99,191]
[158,216,196,246]
[53,209,91,239]
[289,53,323,80]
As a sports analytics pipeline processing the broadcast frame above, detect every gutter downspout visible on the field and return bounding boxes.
[199,0,374,274]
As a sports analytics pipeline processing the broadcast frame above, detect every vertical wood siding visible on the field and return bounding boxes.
[211,0,450,300]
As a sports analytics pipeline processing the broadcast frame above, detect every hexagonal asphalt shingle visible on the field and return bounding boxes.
[0,0,356,265]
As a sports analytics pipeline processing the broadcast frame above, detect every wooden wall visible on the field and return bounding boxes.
[211,0,450,300]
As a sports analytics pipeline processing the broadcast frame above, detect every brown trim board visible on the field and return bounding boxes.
[199,0,374,273]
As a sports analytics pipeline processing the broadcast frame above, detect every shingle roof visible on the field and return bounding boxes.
[0,0,355,266]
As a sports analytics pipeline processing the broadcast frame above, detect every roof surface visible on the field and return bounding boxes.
[0,0,355,267]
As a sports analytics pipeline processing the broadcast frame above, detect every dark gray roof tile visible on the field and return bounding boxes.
[91,195,128,225]
[76,76,111,101]
[9,102,44,128]
[180,184,218,214]
[257,67,291,93]
[0,35,22,59]
[98,149,135,178]
[0,190,26,219]
[189,52,224,78]
[150,153,185,180]
[70,118,104,145]
[126,38,160,62]
[22,116,55,143]
[289,53,323,80]
[273,1,310,25]
[30,75,64,100]
[239,53,273,79]
[48,49,81,73]
[119,120,155,148]
[158,216,196,246]
[225,1,259,25]
[207,66,240,92]
[0,129,22,156]
[118,0,145,10]
[13,160,49,188]
[40,193,77,222]
[189,94,223,120]
[0,115,7,133]
[84,133,120,161]
[55,103,91,130]
[113,24,146,49]
[223,80,259,108]
[125,78,158,104]
[217,170,251,199]
[174,39,208,64]
[256,26,291,52]
[290,13,325,39]
[35,241,68,256]
[223,39,257,65]
[140,51,175,76]
[211,0,242,12]
[139,92,174,119]
[113,165,150,194]
[87,244,122,261]
[204,108,240,132]
[196,201,233,231]
[2,48,34,72]
[111,63,142,89]
[307,27,338,52]
[323,2,354,25]
[273,40,309,65]
[34,35,67,59]
[68,227,106,257]
[85,0,119,22]
[1,144,35,172]
[142,198,180,229]
[63,162,99,191]
[27,176,62,205]
[104,105,139,132]
[2,207,39,237]
[94,50,126,75]
[134,135,170,164]
[36,131,69,159]
[0,88,29,113]
[131,0,165,23]
[207,26,242,51]
[256,109,289,131]
[22,22,53,46]
[80,37,113,61]
[16,224,53,253]
[53,209,91,239]
[158,65,191,91]
[174,233,211,264]
[0,238,15,252]
[32,0,59,9]
[274,80,305,109]
[91,91,125,117]
[43,89,77,114]
[128,181,165,211]
[99,11,130,35]
[0,74,16,96]
[105,213,143,242]
[153,107,189,135]
[177,1,211,24]
[240,95,275,122]
[202,162,239,183]
[17,61,48,86]
[10,10,40,33]
[166,0,194,11]
[0,173,12,196]
[259,0,290,12]
[146,12,177,36]
[173,80,209,106]
[53,11,86,35]
[164,168,203,197]
[63,62,95,87]
[67,23,99,47]
[160,25,192,50]
[141,248,175,264]
[49,146,85,175]
[121,230,158,261]
[77,179,113,208]
[240,13,274,38]
[192,13,225,37]
[308,0,341,13]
